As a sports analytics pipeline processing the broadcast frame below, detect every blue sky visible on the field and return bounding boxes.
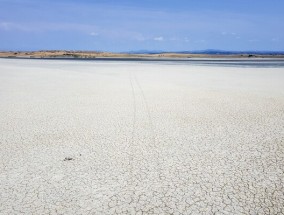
[0,0,283,52]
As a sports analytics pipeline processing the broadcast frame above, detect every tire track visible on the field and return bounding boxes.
[128,71,137,187]
[129,71,137,149]
[132,71,164,184]
[133,72,157,148]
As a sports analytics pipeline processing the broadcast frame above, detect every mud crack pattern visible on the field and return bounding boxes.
[0,59,284,214]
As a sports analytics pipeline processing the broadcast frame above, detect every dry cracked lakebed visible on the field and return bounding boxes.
[0,58,284,214]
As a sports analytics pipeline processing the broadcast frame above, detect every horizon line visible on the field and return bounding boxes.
[1,49,284,54]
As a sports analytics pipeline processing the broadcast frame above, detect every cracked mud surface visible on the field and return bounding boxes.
[0,59,284,214]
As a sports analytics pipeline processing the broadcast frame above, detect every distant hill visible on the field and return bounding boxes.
[125,49,284,55]
[1,50,284,59]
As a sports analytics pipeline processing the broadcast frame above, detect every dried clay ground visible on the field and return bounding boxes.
[0,59,284,214]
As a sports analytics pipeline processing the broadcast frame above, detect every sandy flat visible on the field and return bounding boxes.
[0,58,284,214]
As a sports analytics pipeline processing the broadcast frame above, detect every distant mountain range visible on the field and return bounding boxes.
[125,49,284,55]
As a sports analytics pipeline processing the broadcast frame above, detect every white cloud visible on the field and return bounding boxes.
[0,21,100,33]
[0,22,9,30]
[134,34,146,41]
[90,32,99,36]
[0,21,32,31]
[184,37,190,42]
[222,32,238,36]
[272,38,279,42]
[249,39,259,42]
[194,39,206,43]
[154,36,164,41]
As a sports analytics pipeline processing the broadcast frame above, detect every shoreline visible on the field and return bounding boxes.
[1,50,284,59]
[2,56,284,68]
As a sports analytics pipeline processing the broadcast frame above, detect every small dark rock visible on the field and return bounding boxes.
[64,157,74,161]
